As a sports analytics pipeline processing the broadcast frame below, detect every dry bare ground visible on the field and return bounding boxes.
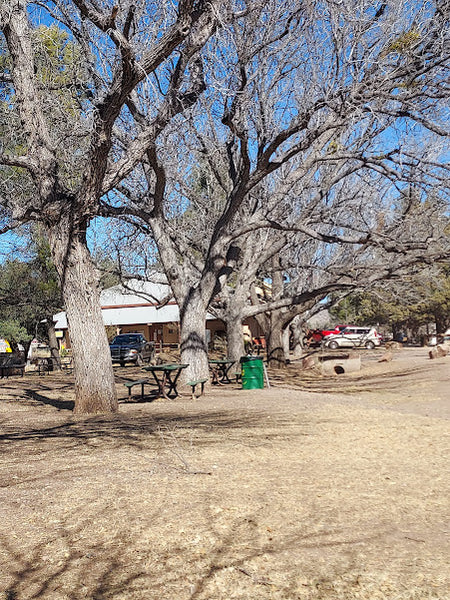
[0,347,448,600]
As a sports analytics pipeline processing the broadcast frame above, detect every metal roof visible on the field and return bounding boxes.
[100,279,172,307]
[53,279,215,329]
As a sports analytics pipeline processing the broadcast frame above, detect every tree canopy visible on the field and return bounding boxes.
[330,264,450,335]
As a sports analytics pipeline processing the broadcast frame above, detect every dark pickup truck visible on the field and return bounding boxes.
[109,334,155,366]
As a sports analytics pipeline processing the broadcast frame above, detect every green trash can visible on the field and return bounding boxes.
[240,356,264,389]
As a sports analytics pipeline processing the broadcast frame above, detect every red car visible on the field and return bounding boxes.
[304,325,351,349]
[321,325,350,338]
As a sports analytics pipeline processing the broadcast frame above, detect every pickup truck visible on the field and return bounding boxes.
[109,334,155,366]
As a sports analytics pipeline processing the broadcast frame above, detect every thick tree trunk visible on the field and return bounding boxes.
[225,312,245,367]
[266,315,286,369]
[48,228,118,414]
[151,220,211,384]
[179,293,209,382]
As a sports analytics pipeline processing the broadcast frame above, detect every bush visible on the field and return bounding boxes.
[0,320,32,348]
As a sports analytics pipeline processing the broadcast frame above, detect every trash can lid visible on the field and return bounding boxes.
[240,355,263,362]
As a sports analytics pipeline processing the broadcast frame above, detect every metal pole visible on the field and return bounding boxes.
[263,362,270,388]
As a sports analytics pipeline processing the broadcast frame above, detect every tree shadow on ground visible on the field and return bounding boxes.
[0,515,151,600]
[187,508,387,600]
[0,403,310,455]
[0,507,391,600]
[24,388,161,411]
[25,389,75,411]
[268,361,444,394]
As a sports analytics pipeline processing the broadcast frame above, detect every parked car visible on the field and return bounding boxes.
[109,334,155,366]
[304,325,351,348]
[321,325,350,338]
[323,326,382,349]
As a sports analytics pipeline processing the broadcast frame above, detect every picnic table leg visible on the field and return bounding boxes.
[150,371,170,399]
[210,367,219,384]
[221,364,233,384]
[166,369,183,397]
[210,366,225,385]
[161,372,170,399]
[149,371,165,398]
[217,367,228,385]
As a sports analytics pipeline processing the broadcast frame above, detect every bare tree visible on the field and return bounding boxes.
[208,230,345,366]
[0,0,222,412]
[100,0,450,382]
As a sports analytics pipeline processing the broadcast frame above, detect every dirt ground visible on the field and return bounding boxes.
[0,347,448,600]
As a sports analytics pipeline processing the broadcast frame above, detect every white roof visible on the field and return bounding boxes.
[100,279,173,306]
[53,278,215,329]
[53,303,179,329]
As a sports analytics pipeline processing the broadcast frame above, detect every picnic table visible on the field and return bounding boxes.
[142,363,189,399]
[208,359,235,384]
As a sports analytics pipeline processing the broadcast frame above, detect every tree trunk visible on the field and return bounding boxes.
[435,313,448,335]
[265,257,287,368]
[290,317,304,357]
[179,293,209,382]
[47,321,61,370]
[48,228,118,414]
[225,312,245,367]
[266,315,286,369]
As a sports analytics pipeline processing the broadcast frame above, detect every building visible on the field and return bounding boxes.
[53,279,226,348]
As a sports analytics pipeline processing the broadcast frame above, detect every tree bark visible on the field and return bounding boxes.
[179,292,209,382]
[264,257,288,369]
[48,227,118,414]
[225,311,245,367]
[435,314,448,335]
[290,317,304,357]
[266,314,286,369]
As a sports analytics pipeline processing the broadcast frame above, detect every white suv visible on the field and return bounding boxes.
[323,326,381,349]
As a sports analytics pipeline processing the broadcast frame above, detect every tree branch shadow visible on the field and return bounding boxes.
[0,407,303,455]
[0,508,389,600]
[24,389,75,411]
